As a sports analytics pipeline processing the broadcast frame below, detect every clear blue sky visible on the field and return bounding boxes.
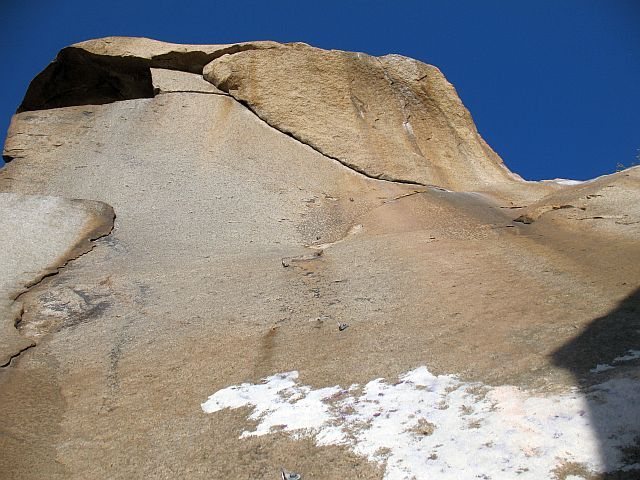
[1,0,638,180]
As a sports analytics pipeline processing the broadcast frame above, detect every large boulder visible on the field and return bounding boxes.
[204,43,520,191]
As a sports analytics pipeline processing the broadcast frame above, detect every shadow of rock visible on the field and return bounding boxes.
[18,47,154,112]
[552,287,640,478]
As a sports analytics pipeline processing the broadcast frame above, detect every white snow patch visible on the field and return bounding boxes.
[202,371,342,438]
[550,179,585,186]
[591,364,616,373]
[202,366,640,479]
[590,349,640,373]
[614,350,640,363]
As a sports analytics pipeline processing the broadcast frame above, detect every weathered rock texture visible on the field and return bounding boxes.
[515,168,640,233]
[1,37,639,479]
[204,44,519,191]
[0,194,113,366]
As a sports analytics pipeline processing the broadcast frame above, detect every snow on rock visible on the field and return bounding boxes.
[202,366,640,479]
[553,179,584,185]
[590,349,640,374]
[542,178,585,186]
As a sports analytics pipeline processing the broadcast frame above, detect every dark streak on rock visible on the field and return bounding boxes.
[0,343,36,368]
[225,96,429,187]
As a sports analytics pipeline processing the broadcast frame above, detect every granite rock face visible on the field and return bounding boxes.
[1,37,639,479]
[0,194,114,366]
[204,43,518,191]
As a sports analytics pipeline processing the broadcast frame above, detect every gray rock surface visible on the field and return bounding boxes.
[151,68,226,94]
[0,194,113,366]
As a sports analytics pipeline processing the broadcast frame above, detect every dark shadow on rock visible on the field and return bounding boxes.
[16,42,276,113]
[552,287,640,478]
[18,47,154,112]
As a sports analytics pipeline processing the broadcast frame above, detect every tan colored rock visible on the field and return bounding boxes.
[17,37,281,112]
[514,166,640,237]
[204,43,520,191]
[1,37,640,479]
[72,36,281,73]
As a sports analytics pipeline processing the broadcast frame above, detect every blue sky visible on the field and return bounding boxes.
[1,0,638,180]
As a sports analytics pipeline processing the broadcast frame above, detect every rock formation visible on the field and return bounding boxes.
[0,194,113,366]
[1,37,639,479]
[204,44,518,191]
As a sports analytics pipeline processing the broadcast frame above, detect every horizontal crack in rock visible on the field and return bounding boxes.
[154,90,230,96]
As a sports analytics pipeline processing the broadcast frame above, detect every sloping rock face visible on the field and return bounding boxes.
[0,194,113,366]
[1,37,639,480]
[515,168,640,230]
[204,44,518,191]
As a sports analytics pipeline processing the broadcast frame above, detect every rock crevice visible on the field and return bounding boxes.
[0,194,114,367]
